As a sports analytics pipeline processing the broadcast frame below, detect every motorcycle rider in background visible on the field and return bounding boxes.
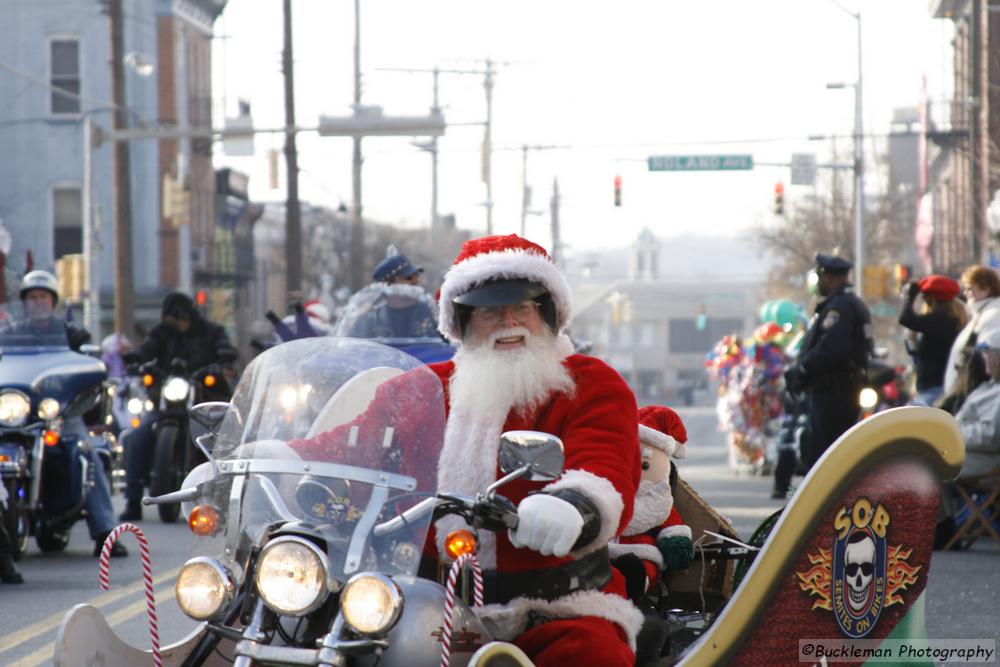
[4,271,126,557]
[118,292,237,521]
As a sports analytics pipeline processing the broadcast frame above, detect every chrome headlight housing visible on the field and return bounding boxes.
[162,377,191,403]
[38,398,60,420]
[255,537,329,616]
[340,572,403,635]
[0,391,31,427]
[176,557,235,620]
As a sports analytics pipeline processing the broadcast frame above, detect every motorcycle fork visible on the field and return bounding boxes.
[28,433,44,509]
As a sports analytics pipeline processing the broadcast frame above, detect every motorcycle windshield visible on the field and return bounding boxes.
[193,337,446,583]
[0,317,70,351]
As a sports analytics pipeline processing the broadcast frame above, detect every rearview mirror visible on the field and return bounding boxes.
[499,430,565,482]
[189,401,230,449]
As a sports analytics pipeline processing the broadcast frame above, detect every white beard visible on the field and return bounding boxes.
[622,479,672,536]
[436,328,575,567]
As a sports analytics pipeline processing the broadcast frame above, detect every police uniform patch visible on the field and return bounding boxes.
[822,311,840,329]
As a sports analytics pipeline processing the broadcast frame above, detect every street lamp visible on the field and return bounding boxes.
[826,4,864,298]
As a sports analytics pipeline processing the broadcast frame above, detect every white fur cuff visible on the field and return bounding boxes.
[657,524,692,541]
[543,469,624,559]
[475,589,645,651]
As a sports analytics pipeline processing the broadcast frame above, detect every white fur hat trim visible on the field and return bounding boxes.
[639,424,686,459]
[437,248,573,343]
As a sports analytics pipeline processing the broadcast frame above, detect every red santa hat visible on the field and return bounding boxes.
[637,405,687,459]
[437,234,572,343]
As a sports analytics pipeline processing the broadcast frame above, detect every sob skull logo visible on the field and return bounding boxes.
[831,499,888,638]
[797,497,924,640]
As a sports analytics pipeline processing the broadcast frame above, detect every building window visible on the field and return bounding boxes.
[53,186,82,257]
[51,38,80,114]
[639,323,655,347]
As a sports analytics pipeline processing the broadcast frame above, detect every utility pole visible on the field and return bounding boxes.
[282,0,302,300]
[108,0,134,336]
[350,0,365,291]
[520,144,565,237]
[550,177,561,266]
[853,11,864,299]
[376,64,490,237]
[482,59,495,235]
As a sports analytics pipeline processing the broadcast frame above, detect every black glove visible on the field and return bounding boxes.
[784,365,805,392]
[611,553,648,602]
[906,281,921,299]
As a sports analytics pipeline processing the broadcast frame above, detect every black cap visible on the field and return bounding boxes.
[815,253,853,275]
[452,279,548,308]
[161,291,195,320]
[372,254,422,282]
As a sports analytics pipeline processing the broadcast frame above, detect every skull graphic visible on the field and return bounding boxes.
[844,531,876,613]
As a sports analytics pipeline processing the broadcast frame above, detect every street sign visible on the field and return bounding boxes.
[647,154,753,171]
[790,153,817,186]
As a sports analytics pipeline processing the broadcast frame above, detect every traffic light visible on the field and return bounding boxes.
[614,174,622,207]
[773,182,785,216]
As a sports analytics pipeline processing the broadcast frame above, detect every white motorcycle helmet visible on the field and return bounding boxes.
[19,270,60,304]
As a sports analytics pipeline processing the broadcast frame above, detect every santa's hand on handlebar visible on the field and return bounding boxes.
[508,493,584,557]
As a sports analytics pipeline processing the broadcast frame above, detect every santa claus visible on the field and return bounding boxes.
[609,405,693,601]
[293,234,642,665]
[430,234,642,666]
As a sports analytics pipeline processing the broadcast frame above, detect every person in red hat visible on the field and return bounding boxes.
[609,405,692,602]
[294,234,642,665]
[899,274,968,406]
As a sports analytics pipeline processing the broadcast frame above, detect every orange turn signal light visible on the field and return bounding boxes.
[142,374,154,387]
[43,431,60,446]
[188,504,220,536]
[203,374,217,388]
[131,417,141,428]
[444,529,477,559]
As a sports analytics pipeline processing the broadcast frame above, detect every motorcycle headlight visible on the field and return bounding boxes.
[127,397,144,415]
[162,377,191,403]
[176,558,235,620]
[38,398,60,420]
[255,537,329,616]
[0,391,31,427]
[341,572,403,635]
[858,387,879,410]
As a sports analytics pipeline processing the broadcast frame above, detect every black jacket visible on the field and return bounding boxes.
[798,285,872,391]
[898,293,962,391]
[135,315,236,374]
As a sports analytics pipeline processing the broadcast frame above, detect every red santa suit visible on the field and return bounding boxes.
[609,405,692,596]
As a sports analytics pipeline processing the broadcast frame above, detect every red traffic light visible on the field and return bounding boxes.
[614,175,622,207]
[774,182,784,194]
[773,182,785,215]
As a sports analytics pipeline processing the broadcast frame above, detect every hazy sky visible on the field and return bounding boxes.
[212,1,953,255]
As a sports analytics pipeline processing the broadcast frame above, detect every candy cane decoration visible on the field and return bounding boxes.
[439,553,483,667]
[98,522,161,667]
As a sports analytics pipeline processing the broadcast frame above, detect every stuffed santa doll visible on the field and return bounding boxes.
[609,404,694,600]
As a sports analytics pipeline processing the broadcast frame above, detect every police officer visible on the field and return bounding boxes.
[784,253,873,472]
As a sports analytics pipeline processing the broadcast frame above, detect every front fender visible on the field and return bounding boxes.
[54,604,233,667]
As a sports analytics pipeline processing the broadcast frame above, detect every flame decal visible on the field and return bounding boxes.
[796,547,833,611]
[884,545,921,607]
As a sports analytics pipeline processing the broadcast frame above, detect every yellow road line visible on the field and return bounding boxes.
[7,582,178,667]
[1,564,181,658]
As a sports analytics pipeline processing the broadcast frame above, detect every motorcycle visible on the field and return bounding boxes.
[139,354,236,524]
[0,324,114,559]
[56,337,967,666]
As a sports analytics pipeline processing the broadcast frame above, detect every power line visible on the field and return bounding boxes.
[0,61,154,126]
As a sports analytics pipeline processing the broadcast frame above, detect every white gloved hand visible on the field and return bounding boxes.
[508,493,584,557]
